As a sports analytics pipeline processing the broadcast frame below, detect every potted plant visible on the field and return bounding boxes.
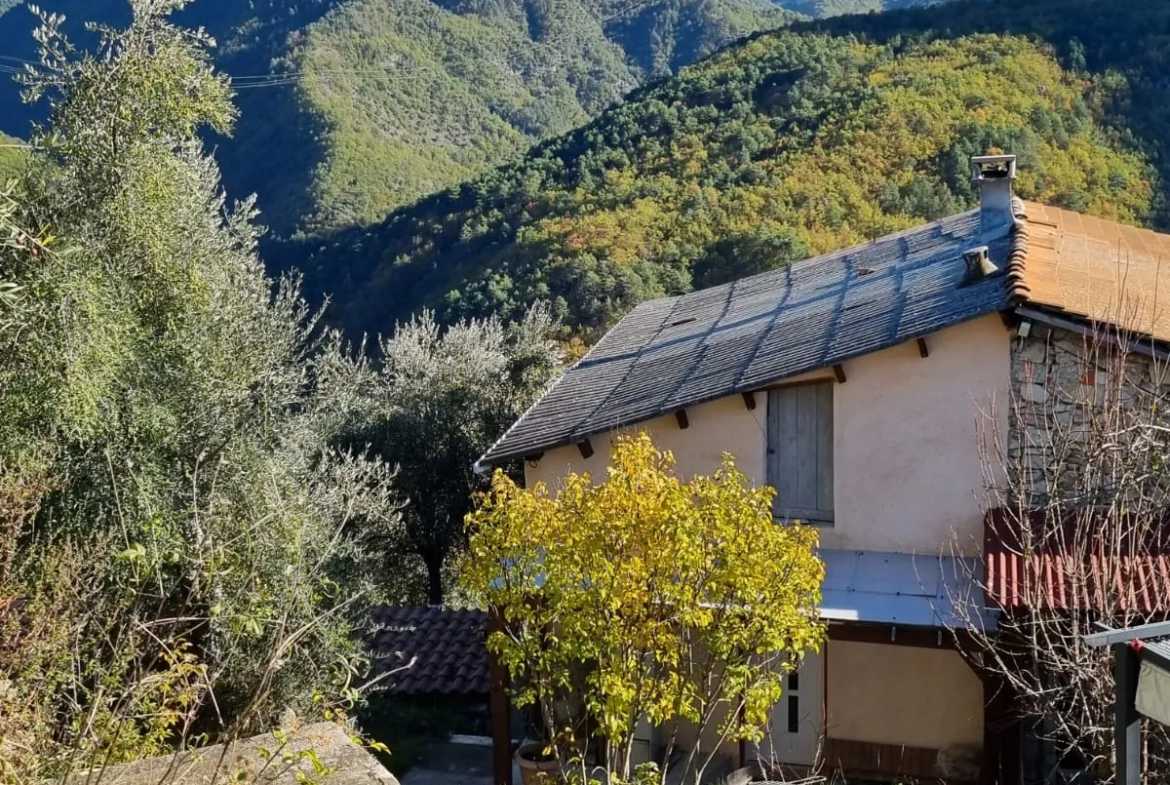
[514,702,561,785]
[515,740,561,785]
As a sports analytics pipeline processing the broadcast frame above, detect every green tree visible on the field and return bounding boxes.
[0,1,410,772]
[291,30,1155,341]
[462,433,825,785]
[0,132,24,185]
[339,306,562,605]
[0,186,26,336]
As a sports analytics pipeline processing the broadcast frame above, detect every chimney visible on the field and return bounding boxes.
[970,154,1017,235]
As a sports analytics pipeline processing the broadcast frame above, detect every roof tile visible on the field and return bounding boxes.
[984,508,1170,614]
[1018,200,1170,342]
[364,606,489,695]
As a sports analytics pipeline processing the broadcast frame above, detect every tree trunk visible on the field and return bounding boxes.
[425,554,444,605]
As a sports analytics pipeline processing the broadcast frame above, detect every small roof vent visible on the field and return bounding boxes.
[960,245,998,287]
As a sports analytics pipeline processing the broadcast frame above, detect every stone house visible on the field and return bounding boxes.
[476,155,1170,785]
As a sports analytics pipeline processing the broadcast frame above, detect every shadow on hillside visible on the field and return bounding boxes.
[0,0,338,238]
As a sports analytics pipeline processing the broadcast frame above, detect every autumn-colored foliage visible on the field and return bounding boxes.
[462,433,824,784]
[298,26,1156,342]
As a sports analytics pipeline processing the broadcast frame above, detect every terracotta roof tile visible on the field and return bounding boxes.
[1017,201,1170,342]
[984,508,1170,614]
[364,606,489,695]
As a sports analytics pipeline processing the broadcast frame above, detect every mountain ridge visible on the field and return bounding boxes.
[0,0,800,235]
[275,0,1165,340]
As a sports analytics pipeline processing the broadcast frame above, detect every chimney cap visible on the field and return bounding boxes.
[971,154,1017,182]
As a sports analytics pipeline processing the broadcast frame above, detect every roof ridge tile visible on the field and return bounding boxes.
[1006,197,1032,304]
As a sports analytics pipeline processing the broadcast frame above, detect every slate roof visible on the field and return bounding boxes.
[366,606,489,695]
[480,205,1019,465]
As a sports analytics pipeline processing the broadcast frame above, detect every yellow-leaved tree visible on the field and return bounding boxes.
[462,433,825,785]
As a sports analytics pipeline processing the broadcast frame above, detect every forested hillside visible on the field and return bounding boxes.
[0,0,796,234]
[0,132,23,183]
[287,0,796,232]
[281,0,1164,340]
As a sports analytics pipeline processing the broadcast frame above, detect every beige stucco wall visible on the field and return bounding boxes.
[525,313,1010,556]
[825,640,983,750]
[525,383,773,488]
[826,313,1009,555]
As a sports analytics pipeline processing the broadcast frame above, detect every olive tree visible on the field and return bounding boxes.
[0,186,27,336]
[0,1,411,775]
[462,433,825,785]
[339,306,562,604]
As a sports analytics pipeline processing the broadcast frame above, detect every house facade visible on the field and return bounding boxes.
[477,155,1170,785]
[522,316,1006,778]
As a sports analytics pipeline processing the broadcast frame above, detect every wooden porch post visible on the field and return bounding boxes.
[489,606,514,785]
[980,669,1021,785]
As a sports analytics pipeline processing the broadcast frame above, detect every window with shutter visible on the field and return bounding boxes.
[767,381,834,524]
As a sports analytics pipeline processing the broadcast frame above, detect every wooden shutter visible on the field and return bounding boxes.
[767,381,834,522]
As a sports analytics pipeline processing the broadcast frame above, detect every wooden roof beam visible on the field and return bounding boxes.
[577,439,594,459]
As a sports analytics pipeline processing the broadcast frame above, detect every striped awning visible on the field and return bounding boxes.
[984,508,1170,614]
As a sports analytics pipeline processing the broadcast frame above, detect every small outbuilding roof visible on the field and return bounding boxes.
[479,205,1018,465]
[366,606,489,695]
[820,549,993,631]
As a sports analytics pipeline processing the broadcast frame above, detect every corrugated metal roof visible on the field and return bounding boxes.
[1015,201,1170,344]
[495,549,991,630]
[481,208,1015,464]
[1146,640,1170,661]
[820,549,994,630]
[984,508,1170,614]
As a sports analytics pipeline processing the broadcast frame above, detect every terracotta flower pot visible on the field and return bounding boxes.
[515,742,561,785]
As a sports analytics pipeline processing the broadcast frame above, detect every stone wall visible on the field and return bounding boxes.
[1008,321,1170,504]
[60,722,399,785]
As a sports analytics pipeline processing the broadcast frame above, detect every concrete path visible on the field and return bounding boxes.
[401,739,518,785]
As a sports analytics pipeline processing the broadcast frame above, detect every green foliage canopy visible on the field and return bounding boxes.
[336,306,563,605]
[0,1,411,770]
[287,28,1153,340]
[0,132,24,184]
